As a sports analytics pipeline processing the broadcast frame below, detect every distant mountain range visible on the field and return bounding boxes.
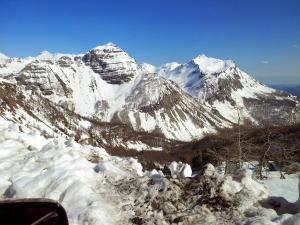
[0,43,299,151]
[270,84,300,98]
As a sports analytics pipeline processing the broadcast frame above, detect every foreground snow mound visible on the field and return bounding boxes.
[0,120,299,225]
[168,161,192,178]
[116,164,297,225]
[0,120,142,225]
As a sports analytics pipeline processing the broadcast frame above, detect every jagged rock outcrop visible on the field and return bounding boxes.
[82,43,139,84]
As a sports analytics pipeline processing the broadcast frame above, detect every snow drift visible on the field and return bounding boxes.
[0,119,299,225]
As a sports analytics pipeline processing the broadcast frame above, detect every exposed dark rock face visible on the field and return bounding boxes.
[16,62,72,98]
[18,63,54,95]
[244,93,300,125]
[82,43,138,84]
[57,56,73,68]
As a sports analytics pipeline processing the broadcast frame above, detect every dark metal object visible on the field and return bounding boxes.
[0,198,69,225]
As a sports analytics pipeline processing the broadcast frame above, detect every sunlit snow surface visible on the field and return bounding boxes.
[0,120,143,225]
[263,172,299,203]
[0,120,299,225]
[0,46,224,142]
[1,46,299,143]
[157,54,296,123]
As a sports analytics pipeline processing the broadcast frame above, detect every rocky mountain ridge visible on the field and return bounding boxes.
[0,43,299,152]
[157,54,300,124]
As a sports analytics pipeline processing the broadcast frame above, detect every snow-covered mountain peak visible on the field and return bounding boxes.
[88,43,134,60]
[39,50,51,55]
[160,62,181,72]
[83,43,139,84]
[0,45,299,146]
[192,54,235,74]
[158,53,300,124]
[141,63,156,73]
[0,52,10,64]
[92,42,119,51]
[0,52,9,60]
[33,51,78,62]
[35,50,56,60]
[159,55,235,76]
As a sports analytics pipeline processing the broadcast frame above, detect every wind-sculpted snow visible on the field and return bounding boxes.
[0,120,299,225]
[0,120,143,225]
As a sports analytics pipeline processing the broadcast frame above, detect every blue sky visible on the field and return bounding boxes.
[0,0,299,84]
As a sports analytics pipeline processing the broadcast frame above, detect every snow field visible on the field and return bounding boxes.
[0,119,299,225]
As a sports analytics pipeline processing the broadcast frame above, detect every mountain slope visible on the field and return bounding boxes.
[0,44,229,145]
[0,45,299,151]
[82,43,139,84]
[158,54,300,124]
